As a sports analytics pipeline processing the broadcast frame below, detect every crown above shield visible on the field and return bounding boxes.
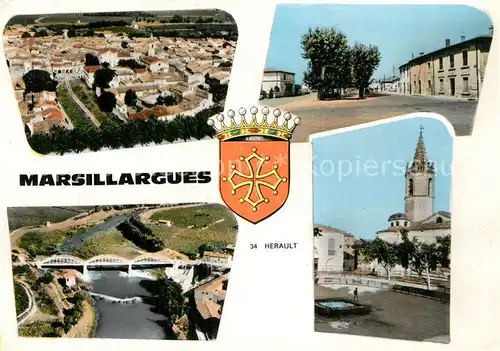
[207,106,301,141]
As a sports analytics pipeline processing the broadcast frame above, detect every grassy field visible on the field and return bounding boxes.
[73,229,142,259]
[70,82,110,124]
[14,281,30,316]
[150,204,237,230]
[57,84,95,129]
[7,207,93,231]
[149,204,237,255]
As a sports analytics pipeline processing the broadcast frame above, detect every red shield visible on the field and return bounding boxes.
[220,140,290,224]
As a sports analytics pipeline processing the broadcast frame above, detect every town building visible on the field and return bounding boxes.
[201,251,232,265]
[261,68,296,97]
[191,273,229,340]
[62,270,77,288]
[398,32,492,100]
[365,129,451,276]
[3,24,236,134]
[313,225,345,275]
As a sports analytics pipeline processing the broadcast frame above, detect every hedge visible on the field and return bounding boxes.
[27,105,221,155]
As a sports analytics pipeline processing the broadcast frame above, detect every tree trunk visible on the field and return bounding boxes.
[358,85,364,99]
[386,267,391,281]
[425,265,431,290]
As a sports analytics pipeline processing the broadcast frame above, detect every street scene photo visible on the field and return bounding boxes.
[312,117,452,343]
[9,203,237,340]
[3,10,237,155]
[261,4,493,141]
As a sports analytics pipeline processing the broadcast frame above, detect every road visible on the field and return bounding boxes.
[64,79,101,127]
[262,92,477,141]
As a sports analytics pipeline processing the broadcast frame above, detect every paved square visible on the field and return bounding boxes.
[314,285,450,342]
[263,93,477,141]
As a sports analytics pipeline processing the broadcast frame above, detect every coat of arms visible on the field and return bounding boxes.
[208,106,300,224]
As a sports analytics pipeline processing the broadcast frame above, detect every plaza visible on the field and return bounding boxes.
[314,284,450,342]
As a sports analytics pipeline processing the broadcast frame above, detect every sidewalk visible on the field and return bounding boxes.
[380,90,477,102]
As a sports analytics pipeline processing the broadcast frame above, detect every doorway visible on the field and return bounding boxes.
[450,78,455,96]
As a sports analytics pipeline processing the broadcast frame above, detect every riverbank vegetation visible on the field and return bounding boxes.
[117,217,164,252]
[140,278,186,340]
[18,227,86,258]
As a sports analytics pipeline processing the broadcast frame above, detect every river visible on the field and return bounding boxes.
[60,214,131,251]
[87,270,168,339]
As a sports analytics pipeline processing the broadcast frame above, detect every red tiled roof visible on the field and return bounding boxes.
[84,65,102,73]
[42,108,64,121]
[141,56,161,65]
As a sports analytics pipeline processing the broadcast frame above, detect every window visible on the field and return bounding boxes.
[390,222,394,227]
[436,217,443,224]
[439,79,444,92]
[463,77,469,93]
[462,50,468,66]
[428,80,431,92]
[404,221,408,227]
[439,57,443,70]
[408,179,414,196]
[283,74,286,80]
[428,178,433,196]
[328,238,336,256]
[449,54,455,68]
[427,62,430,69]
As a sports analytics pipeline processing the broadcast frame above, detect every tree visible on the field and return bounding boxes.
[21,32,30,38]
[405,237,440,290]
[351,42,381,99]
[436,234,451,269]
[313,227,323,237]
[301,27,351,100]
[397,230,415,276]
[121,41,128,49]
[98,91,117,112]
[93,67,116,90]
[67,29,77,38]
[35,30,48,37]
[361,237,399,280]
[153,278,185,325]
[124,89,138,107]
[156,94,177,106]
[22,69,58,93]
[84,53,100,66]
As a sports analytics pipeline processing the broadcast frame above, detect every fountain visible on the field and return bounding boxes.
[315,298,371,317]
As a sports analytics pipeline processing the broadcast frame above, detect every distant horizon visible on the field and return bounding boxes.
[312,117,452,240]
[265,4,493,84]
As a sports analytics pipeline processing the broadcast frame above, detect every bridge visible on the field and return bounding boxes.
[36,254,231,274]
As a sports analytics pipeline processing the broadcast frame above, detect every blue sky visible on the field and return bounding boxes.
[266,4,493,83]
[312,117,452,239]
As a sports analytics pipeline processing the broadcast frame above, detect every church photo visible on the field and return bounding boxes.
[311,116,452,343]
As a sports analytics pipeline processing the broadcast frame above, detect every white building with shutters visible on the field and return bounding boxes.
[313,225,345,274]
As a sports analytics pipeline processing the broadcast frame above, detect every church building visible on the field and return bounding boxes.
[372,128,451,274]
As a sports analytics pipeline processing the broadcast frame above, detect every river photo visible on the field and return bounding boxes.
[9,203,237,340]
[88,271,166,339]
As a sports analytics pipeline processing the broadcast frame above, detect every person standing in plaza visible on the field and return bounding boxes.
[353,287,359,302]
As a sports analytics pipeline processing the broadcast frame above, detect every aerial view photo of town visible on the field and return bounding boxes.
[8,203,237,340]
[3,10,237,155]
[261,4,493,141]
[312,117,452,343]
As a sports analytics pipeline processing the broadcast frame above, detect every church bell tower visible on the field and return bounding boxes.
[404,126,435,222]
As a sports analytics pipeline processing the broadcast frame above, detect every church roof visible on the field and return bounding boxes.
[408,127,434,171]
[388,213,409,221]
[377,215,451,234]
